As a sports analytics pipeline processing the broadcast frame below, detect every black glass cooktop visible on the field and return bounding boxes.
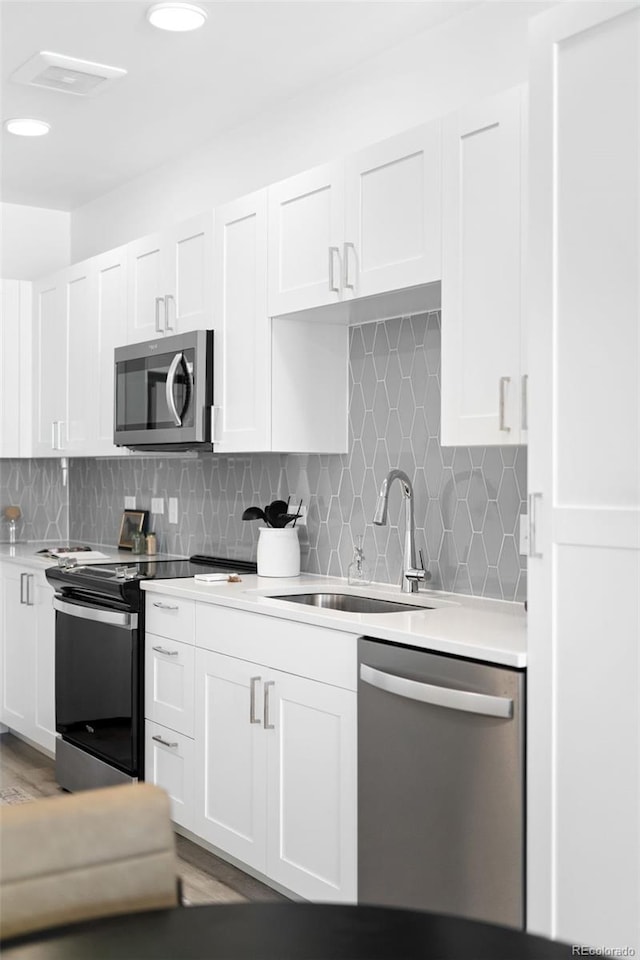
[45,554,257,609]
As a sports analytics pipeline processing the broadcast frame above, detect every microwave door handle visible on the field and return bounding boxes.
[166,353,184,426]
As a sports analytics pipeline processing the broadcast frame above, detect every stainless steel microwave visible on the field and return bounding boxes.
[114,330,214,451]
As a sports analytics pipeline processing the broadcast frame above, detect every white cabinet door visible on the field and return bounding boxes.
[266,669,357,902]
[145,634,195,737]
[32,275,66,457]
[527,3,639,950]
[93,247,129,456]
[213,191,270,452]
[344,123,441,299]
[194,648,267,873]
[268,162,345,316]
[165,213,213,335]
[0,567,55,754]
[145,721,195,831]
[65,260,98,454]
[0,280,32,458]
[127,214,213,343]
[441,86,526,446]
[1,567,34,733]
[127,232,165,343]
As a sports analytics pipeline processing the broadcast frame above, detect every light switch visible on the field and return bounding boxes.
[151,498,164,515]
[124,496,136,509]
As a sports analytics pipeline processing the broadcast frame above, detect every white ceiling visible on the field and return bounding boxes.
[0,0,479,211]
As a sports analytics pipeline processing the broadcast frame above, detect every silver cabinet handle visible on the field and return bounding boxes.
[165,293,174,332]
[165,352,184,427]
[328,246,341,293]
[152,734,178,748]
[20,572,27,605]
[264,680,275,730]
[155,296,164,333]
[152,601,179,610]
[25,574,34,606]
[499,377,511,432]
[152,645,179,656]
[528,492,543,558]
[51,421,56,450]
[521,374,528,431]
[51,421,63,451]
[250,676,262,725]
[360,664,513,719]
[343,241,356,290]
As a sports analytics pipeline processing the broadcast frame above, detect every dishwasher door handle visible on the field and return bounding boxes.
[360,664,513,719]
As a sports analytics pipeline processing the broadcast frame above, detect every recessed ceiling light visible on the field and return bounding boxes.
[4,118,50,137]
[147,3,207,32]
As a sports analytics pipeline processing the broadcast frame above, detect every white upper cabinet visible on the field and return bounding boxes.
[268,162,345,316]
[267,124,441,317]
[213,190,271,452]
[344,123,441,299]
[31,273,67,457]
[0,280,32,458]
[93,246,129,457]
[127,212,213,343]
[441,85,527,446]
[65,259,98,454]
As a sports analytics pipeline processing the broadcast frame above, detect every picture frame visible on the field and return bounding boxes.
[117,510,148,550]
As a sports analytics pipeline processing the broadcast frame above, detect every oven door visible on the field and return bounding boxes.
[114,329,213,448]
[54,595,140,776]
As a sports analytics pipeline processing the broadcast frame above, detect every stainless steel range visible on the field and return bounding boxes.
[45,555,256,792]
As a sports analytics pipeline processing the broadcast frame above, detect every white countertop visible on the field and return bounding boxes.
[142,573,527,668]
[0,541,179,570]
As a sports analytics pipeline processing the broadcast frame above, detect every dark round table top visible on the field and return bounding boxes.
[1,903,575,959]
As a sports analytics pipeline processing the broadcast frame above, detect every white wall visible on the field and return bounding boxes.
[1,203,70,280]
[71,1,550,261]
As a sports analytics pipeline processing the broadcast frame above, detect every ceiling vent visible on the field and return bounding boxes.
[10,52,127,98]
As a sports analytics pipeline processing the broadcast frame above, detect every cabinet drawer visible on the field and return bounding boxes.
[145,721,194,831]
[146,594,195,644]
[145,634,195,737]
[195,604,357,691]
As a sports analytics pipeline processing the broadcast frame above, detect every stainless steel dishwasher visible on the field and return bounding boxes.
[358,637,525,929]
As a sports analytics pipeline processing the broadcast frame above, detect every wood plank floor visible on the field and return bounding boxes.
[0,732,287,906]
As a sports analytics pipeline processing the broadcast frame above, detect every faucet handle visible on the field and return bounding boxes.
[419,548,426,571]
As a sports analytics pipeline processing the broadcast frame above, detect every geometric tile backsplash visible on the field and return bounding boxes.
[0,457,68,544]
[1,310,527,602]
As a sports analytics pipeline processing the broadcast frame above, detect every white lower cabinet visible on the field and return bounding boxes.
[193,646,357,902]
[145,634,195,737]
[0,564,56,754]
[145,721,195,832]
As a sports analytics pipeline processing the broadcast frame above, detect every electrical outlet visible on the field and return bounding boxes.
[519,514,529,556]
[169,498,178,524]
[151,498,164,515]
[289,502,307,526]
[124,496,136,509]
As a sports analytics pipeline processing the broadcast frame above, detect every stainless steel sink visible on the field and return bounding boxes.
[269,592,432,615]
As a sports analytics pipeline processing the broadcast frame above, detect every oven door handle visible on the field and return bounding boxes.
[53,597,138,630]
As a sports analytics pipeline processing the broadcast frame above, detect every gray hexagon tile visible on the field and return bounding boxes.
[36,308,530,603]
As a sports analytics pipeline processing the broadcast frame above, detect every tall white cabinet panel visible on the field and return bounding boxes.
[266,669,357,903]
[194,648,268,873]
[213,191,270,452]
[344,123,441,299]
[0,565,56,754]
[0,280,32,457]
[441,86,526,446]
[527,3,639,950]
[268,163,345,316]
[93,247,128,456]
[32,275,66,457]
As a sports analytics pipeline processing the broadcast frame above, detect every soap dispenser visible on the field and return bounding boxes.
[348,535,371,586]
